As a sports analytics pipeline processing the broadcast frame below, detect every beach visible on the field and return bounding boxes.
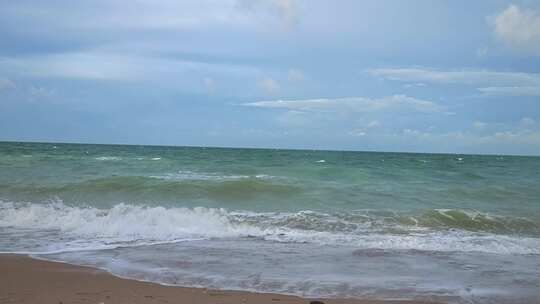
[0,254,440,304]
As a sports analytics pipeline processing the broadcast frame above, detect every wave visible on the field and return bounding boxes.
[1,201,539,255]
[0,174,299,202]
[0,201,259,240]
[418,209,539,234]
[94,156,161,161]
[94,156,122,161]
[233,208,540,235]
[149,170,279,181]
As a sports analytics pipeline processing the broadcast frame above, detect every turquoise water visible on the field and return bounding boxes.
[1,142,540,303]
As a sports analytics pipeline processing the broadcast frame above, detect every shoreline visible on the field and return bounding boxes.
[0,254,444,304]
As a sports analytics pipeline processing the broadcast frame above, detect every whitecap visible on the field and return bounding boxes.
[94,156,122,161]
[1,201,539,255]
[150,170,279,182]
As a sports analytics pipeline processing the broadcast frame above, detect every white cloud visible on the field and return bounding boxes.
[0,52,258,84]
[276,110,311,127]
[369,68,540,86]
[203,77,216,93]
[343,116,540,154]
[402,128,429,137]
[521,117,536,126]
[370,68,540,97]
[271,0,298,25]
[471,117,539,135]
[423,130,540,145]
[476,47,488,57]
[0,0,303,58]
[287,68,304,82]
[348,120,380,137]
[27,86,55,102]
[0,78,16,91]
[473,121,487,129]
[347,120,381,136]
[403,82,427,89]
[385,128,540,154]
[257,77,280,94]
[487,130,540,145]
[367,120,380,128]
[348,129,366,137]
[477,86,540,96]
[2,1,270,33]
[243,94,445,113]
[493,4,540,54]
[236,0,299,27]
[0,53,152,81]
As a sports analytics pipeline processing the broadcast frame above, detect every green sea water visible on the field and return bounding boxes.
[1,141,540,303]
[2,141,540,215]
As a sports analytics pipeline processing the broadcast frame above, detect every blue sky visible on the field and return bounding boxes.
[1,0,540,155]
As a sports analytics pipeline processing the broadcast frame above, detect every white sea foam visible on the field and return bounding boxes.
[150,171,249,181]
[94,156,122,161]
[1,201,539,255]
[0,201,262,241]
[149,170,279,181]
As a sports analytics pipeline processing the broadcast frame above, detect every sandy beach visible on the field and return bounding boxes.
[0,254,443,304]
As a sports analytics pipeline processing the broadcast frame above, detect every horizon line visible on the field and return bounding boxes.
[0,139,538,158]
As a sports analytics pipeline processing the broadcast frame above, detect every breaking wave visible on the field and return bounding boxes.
[1,201,539,255]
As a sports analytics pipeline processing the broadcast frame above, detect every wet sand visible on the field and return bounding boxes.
[0,254,445,304]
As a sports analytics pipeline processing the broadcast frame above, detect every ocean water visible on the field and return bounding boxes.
[1,142,539,303]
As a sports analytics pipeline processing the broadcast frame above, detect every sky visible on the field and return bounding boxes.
[1,0,540,155]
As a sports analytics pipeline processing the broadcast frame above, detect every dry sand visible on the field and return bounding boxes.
[0,254,443,304]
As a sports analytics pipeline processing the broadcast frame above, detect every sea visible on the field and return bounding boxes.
[0,142,539,303]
